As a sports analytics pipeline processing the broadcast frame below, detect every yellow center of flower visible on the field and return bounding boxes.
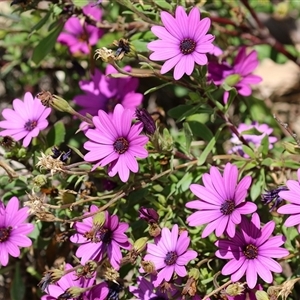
[243,244,258,259]
[113,137,129,154]
[220,200,235,215]
[180,38,196,55]
[0,226,12,243]
[164,251,178,265]
[24,120,38,131]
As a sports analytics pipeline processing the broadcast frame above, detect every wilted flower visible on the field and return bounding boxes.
[83,104,149,182]
[0,92,51,147]
[139,207,159,224]
[74,65,143,117]
[208,47,262,103]
[0,197,34,266]
[135,109,156,135]
[148,6,214,80]
[70,206,131,269]
[277,169,300,233]
[58,3,103,54]
[230,122,277,157]
[186,163,256,238]
[215,213,289,289]
[262,186,287,211]
[144,224,197,287]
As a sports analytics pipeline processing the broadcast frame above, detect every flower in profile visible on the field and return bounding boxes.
[148,6,214,80]
[0,196,34,266]
[58,3,103,54]
[139,207,159,224]
[129,276,180,299]
[84,104,149,182]
[208,47,262,103]
[230,122,277,157]
[74,65,143,117]
[70,206,131,269]
[144,224,197,287]
[41,263,98,300]
[135,108,156,135]
[186,163,256,238]
[277,169,300,233]
[262,186,287,211]
[0,92,51,147]
[215,213,288,289]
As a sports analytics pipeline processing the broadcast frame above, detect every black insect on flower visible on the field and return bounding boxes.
[107,281,124,300]
[113,38,132,59]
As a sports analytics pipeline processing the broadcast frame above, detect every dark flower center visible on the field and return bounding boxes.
[164,251,178,265]
[24,120,38,131]
[113,137,129,154]
[243,244,258,259]
[0,226,12,242]
[220,200,235,215]
[106,98,119,113]
[180,38,196,55]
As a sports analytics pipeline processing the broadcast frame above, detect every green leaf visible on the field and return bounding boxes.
[198,124,226,166]
[144,82,172,95]
[242,145,255,159]
[168,104,211,122]
[47,121,66,146]
[187,121,213,141]
[73,0,88,7]
[260,135,270,156]
[183,122,193,153]
[29,10,52,37]
[10,262,25,300]
[31,23,63,65]
[68,144,85,159]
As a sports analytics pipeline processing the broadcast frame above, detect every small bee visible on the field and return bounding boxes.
[51,146,72,163]
[113,39,131,59]
[40,187,59,198]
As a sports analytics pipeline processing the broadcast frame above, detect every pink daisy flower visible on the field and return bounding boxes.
[215,213,289,289]
[186,163,257,238]
[41,263,104,300]
[73,65,143,117]
[277,169,300,233]
[148,6,215,80]
[0,196,34,266]
[208,47,262,103]
[144,224,197,287]
[0,92,51,147]
[84,104,149,183]
[70,206,131,269]
[58,4,103,54]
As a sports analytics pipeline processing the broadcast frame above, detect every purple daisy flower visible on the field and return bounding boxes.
[208,47,262,103]
[215,213,289,289]
[74,65,143,117]
[129,276,181,299]
[230,122,277,157]
[0,92,51,147]
[70,206,131,269]
[277,169,300,233]
[0,196,34,266]
[58,4,103,54]
[41,263,101,300]
[84,104,149,183]
[143,224,197,287]
[186,163,257,238]
[148,6,215,80]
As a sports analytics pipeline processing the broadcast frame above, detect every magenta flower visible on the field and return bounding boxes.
[41,263,99,300]
[186,163,256,238]
[230,122,277,157]
[58,4,103,54]
[84,104,149,182]
[70,206,131,269]
[215,213,289,289]
[277,169,300,233]
[0,92,51,147]
[144,224,197,287]
[208,47,262,103]
[148,6,214,80]
[74,65,143,117]
[0,196,34,266]
[129,276,181,299]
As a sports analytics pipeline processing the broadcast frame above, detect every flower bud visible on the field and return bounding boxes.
[133,237,148,253]
[32,175,47,188]
[0,136,16,150]
[255,291,270,300]
[139,207,159,224]
[135,109,156,135]
[141,260,156,274]
[149,223,161,237]
[225,282,245,296]
[188,268,200,280]
[93,211,106,226]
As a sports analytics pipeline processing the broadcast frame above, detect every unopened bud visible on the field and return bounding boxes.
[149,223,161,237]
[225,282,245,297]
[255,291,270,300]
[188,268,200,281]
[133,237,148,253]
[93,211,106,226]
[141,260,156,274]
